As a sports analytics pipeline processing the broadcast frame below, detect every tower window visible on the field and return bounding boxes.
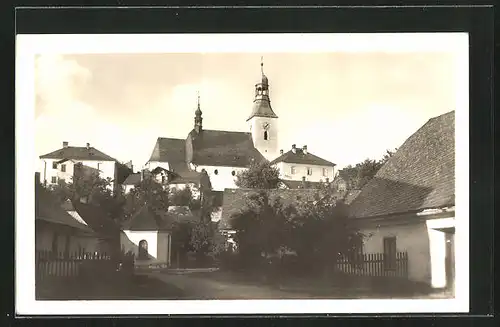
[264,131,268,140]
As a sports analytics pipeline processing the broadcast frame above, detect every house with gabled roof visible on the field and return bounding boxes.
[348,111,455,293]
[270,145,337,187]
[39,141,123,192]
[145,61,336,193]
[35,173,99,256]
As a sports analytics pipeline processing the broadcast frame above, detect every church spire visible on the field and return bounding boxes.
[247,57,277,121]
[194,91,202,133]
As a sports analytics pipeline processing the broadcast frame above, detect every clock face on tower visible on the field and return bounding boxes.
[263,122,270,130]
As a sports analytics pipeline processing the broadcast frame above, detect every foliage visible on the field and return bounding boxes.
[338,148,397,190]
[46,164,126,223]
[234,160,282,189]
[190,221,226,260]
[123,175,170,221]
[231,191,294,266]
[229,189,364,273]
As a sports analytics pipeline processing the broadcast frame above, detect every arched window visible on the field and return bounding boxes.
[138,239,148,260]
[264,131,268,140]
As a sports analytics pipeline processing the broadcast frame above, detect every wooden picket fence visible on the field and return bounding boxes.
[35,250,133,282]
[336,251,409,278]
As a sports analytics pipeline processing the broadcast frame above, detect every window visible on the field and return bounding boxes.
[322,168,328,177]
[214,169,219,175]
[51,176,57,184]
[307,167,313,176]
[290,166,296,175]
[61,164,66,172]
[264,131,268,140]
[383,237,397,270]
[231,170,236,176]
[161,175,166,183]
[52,162,57,169]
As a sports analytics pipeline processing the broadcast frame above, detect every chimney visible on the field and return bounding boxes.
[62,141,69,148]
[280,149,284,155]
[292,144,297,154]
[302,145,308,154]
[86,142,90,149]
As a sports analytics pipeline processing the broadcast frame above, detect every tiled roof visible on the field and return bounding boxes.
[123,173,141,186]
[219,188,342,230]
[148,137,186,164]
[122,205,165,231]
[36,185,95,234]
[270,148,336,167]
[247,98,278,121]
[40,146,116,162]
[71,200,122,237]
[349,111,455,219]
[190,129,266,167]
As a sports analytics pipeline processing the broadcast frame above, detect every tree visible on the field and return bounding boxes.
[338,148,397,190]
[234,160,282,189]
[123,174,170,222]
[231,191,294,268]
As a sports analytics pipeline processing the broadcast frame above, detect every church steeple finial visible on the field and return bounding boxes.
[261,56,264,74]
[194,90,202,133]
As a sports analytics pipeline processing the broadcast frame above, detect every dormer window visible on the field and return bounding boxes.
[264,131,268,140]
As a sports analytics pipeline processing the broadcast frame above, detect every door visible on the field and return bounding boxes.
[445,232,455,292]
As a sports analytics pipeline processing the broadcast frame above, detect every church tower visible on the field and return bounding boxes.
[247,58,279,161]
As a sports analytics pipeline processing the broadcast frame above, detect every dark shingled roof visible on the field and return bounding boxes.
[148,137,186,163]
[247,98,278,121]
[349,111,455,219]
[123,173,141,186]
[40,146,116,162]
[190,129,266,167]
[122,206,168,231]
[219,188,342,230]
[36,184,95,234]
[270,148,336,167]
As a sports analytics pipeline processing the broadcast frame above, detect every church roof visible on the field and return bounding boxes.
[349,111,455,219]
[40,146,116,162]
[190,129,266,167]
[148,137,186,163]
[247,98,278,121]
[270,148,336,167]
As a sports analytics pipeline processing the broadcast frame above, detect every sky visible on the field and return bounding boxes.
[34,40,459,171]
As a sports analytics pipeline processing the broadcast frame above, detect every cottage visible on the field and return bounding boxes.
[35,174,99,255]
[348,111,455,292]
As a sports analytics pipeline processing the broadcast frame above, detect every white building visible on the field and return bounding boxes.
[145,61,336,192]
[39,141,117,190]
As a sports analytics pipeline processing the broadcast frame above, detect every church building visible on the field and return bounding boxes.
[145,60,336,192]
